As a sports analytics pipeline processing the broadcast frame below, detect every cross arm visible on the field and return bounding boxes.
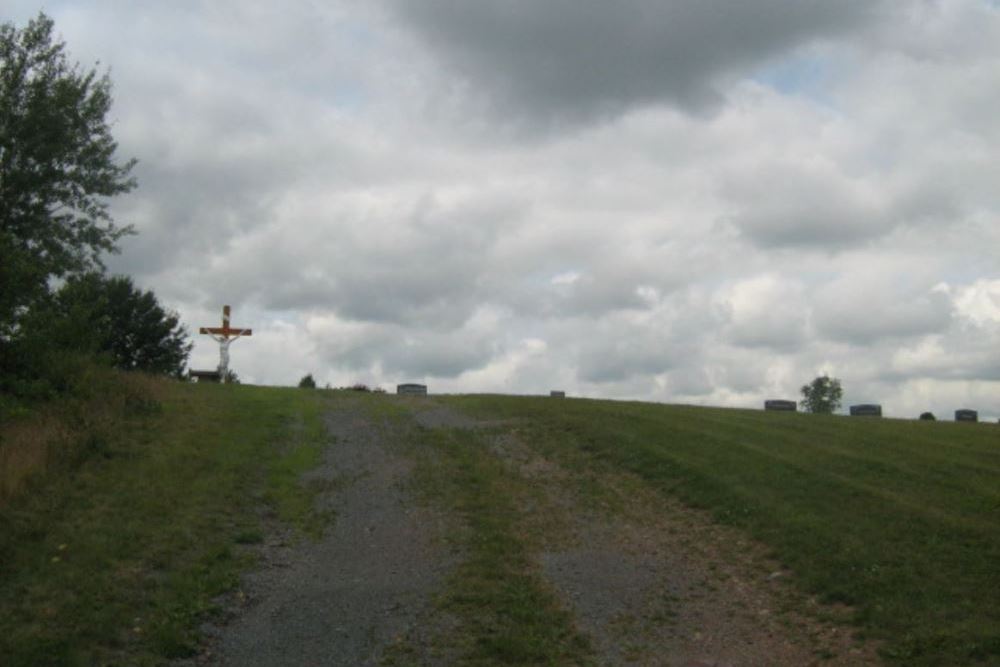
[199,327,253,336]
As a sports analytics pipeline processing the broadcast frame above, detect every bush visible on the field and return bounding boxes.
[298,374,316,389]
[919,412,936,421]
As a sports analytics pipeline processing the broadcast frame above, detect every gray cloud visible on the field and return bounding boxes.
[8,0,998,422]
[386,0,887,126]
[720,160,893,249]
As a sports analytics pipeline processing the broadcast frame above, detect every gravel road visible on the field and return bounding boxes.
[179,398,880,666]
[183,403,454,666]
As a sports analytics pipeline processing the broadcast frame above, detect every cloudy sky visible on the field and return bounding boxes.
[10,1,1000,418]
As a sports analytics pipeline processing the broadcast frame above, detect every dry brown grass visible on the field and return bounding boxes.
[0,367,169,505]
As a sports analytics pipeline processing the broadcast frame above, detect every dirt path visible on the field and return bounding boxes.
[182,398,880,666]
[413,403,882,666]
[493,432,879,666]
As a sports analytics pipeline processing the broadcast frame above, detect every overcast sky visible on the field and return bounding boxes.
[10,1,1000,419]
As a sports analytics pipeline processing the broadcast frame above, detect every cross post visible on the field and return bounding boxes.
[199,305,252,381]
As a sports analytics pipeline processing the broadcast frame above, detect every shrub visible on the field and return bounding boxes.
[919,412,936,421]
[298,374,316,389]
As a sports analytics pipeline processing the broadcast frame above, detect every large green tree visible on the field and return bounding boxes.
[0,13,136,338]
[800,374,843,414]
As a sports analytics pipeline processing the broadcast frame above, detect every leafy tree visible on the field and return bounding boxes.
[919,411,936,421]
[0,13,136,338]
[52,273,192,377]
[800,374,843,414]
[298,373,316,389]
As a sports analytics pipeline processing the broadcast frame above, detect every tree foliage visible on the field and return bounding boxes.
[0,13,136,337]
[53,274,192,377]
[800,374,843,414]
[298,374,317,389]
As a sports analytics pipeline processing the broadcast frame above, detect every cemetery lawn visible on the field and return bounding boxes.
[0,381,329,667]
[3,384,998,666]
[447,395,1000,666]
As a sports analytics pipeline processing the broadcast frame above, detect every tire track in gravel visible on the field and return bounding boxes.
[181,400,455,667]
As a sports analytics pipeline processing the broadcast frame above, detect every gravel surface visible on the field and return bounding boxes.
[181,402,454,666]
[178,399,882,666]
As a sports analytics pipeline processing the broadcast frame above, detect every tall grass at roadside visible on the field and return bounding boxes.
[0,364,164,503]
[0,381,332,666]
[449,395,1000,666]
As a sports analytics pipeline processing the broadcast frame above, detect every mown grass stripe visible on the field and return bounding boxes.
[447,394,1000,666]
[405,420,593,665]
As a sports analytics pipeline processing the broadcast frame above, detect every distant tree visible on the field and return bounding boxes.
[298,373,316,389]
[0,13,136,339]
[800,375,843,414]
[220,368,240,384]
[51,274,191,376]
[919,412,936,421]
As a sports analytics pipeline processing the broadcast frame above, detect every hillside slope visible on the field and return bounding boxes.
[448,394,1000,665]
[2,385,997,665]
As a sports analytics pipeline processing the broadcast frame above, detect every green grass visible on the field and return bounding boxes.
[5,382,997,666]
[406,421,593,665]
[0,381,332,666]
[447,395,1000,666]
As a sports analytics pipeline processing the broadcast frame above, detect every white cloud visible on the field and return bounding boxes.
[6,1,1000,421]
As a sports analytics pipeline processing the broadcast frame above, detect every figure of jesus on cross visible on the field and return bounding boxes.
[199,305,252,381]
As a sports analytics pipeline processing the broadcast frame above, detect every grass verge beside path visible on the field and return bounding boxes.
[0,381,330,667]
[447,395,1000,667]
[399,409,593,665]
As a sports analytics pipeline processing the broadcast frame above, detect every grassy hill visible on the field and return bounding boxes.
[1,381,998,665]
[0,378,330,666]
[448,394,1000,665]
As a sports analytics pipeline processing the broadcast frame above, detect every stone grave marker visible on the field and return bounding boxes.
[850,404,882,417]
[397,383,427,396]
[189,369,222,383]
[764,399,797,412]
[955,409,978,422]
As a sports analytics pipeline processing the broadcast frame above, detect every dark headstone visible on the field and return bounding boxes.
[850,404,882,417]
[764,399,797,412]
[190,369,221,383]
[955,409,978,422]
[396,383,427,396]
[550,390,566,398]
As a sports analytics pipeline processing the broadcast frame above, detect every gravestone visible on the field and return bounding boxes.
[764,399,797,412]
[955,409,978,422]
[550,390,566,398]
[397,383,427,396]
[189,369,221,383]
[850,404,882,417]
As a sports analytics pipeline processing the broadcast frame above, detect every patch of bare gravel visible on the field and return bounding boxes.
[487,428,884,667]
[178,400,455,667]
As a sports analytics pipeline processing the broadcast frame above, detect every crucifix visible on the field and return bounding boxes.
[199,305,252,381]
